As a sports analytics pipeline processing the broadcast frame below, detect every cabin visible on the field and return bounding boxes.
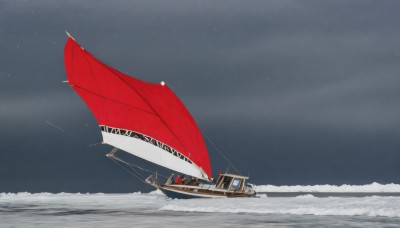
[215,173,249,192]
[149,172,255,198]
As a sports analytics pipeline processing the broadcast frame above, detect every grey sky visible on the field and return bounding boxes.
[1,0,400,192]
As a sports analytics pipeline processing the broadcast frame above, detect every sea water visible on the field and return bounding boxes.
[1,184,400,227]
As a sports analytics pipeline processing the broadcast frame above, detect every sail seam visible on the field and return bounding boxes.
[98,63,190,158]
[72,85,157,116]
[77,43,112,126]
[66,38,210,179]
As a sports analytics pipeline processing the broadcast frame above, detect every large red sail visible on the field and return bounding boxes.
[64,37,212,179]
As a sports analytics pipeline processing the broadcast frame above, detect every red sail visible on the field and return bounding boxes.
[64,38,212,179]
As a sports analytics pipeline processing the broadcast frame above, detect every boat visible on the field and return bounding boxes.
[63,33,256,199]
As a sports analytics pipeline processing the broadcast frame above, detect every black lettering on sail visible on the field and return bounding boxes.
[142,136,155,146]
[144,136,151,142]
[171,148,176,155]
[162,145,170,152]
[156,141,164,149]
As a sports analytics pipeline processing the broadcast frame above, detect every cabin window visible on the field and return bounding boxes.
[230,178,241,190]
[222,177,231,189]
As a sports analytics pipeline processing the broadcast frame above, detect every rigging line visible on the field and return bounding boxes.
[107,150,146,180]
[110,152,169,179]
[125,163,169,179]
[165,83,240,175]
[45,121,88,147]
[202,130,241,174]
[164,83,209,159]
[109,157,147,183]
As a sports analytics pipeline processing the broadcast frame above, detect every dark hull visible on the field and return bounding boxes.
[159,187,209,199]
[145,173,256,199]
[159,184,256,199]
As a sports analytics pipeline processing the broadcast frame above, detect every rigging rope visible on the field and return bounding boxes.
[110,154,169,179]
[166,83,241,175]
[202,131,241,174]
[109,158,147,183]
[107,148,169,182]
[45,120,89,147]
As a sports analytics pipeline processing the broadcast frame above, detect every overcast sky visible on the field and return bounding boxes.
[1,0,400,192]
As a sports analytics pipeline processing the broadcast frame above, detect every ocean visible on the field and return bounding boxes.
[1,183,400,227]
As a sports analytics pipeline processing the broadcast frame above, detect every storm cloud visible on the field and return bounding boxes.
[1,0,400,192]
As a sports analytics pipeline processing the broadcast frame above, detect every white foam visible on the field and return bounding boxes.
[1,192,400,218]
[148,189,165,195]
[0,191,166,213]
[295,194,316,199]
[0,191,144,197]
[0,192,80,198]
[0,191,145,201]
[253,182,400,192]
[161,204,400,217]
[160,196,400,218]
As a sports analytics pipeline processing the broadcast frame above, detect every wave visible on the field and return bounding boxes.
[161,204,400,217]
[0,191,144,198]
[2,191,400,218]
[160,196,400,218]
[252,182,400,193]
[295,194,316,199]
[148,189,165,195]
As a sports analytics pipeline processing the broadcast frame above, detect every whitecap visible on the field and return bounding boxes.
[253,182,400,193]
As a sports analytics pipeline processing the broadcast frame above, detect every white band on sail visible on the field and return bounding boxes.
[100,125,209,180]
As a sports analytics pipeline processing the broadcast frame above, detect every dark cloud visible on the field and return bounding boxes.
[1,0,400,192]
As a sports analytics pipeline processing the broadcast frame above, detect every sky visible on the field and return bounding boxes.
[1,0,400,193]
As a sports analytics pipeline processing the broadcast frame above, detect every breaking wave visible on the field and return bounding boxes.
[161,204,400,217]
[252,182,400,192]
[160,196,400,218]
[1,191,400,219]
[295,194,316,199]
[0,192,143,198]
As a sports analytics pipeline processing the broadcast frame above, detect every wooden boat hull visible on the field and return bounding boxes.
[159,184,256,199]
